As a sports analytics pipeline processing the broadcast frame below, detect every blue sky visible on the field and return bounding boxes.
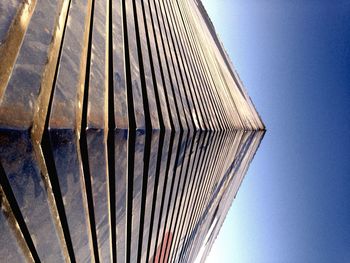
[202,1,350,262]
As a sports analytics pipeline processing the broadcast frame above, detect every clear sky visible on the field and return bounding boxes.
[201,0,350,262]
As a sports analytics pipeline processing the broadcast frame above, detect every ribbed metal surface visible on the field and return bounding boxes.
[0,0,264,262]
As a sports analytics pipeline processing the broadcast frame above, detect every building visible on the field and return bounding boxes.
[0,0,264,262]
